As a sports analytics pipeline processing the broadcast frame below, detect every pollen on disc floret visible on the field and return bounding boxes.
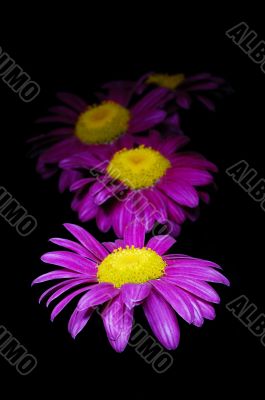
[106,145,171,189]
[97,246,166,288]
[74,101,131,144]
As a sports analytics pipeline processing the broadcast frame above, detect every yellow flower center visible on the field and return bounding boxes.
[146,73,185,90]
[74,101,131,144]
[97,246,166,288]
[107,146,171,189]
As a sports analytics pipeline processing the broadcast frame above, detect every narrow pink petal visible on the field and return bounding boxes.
[129,110,166,134]
[102,295,134,352]
[167,168,214,186]
[36,115,75,124]
[68,307,94,338]
[151,279,194,323]
[158,180,199,208]
[130,87,170,114]
[49,238,94,258]
[143,290,180,350]
[124,220,146,247]
[163,256,222,269]
[163,276,220,303]
[32,271,81,285]
[77,283,119,311]
[70,178,95,192]
[49,106,79,119]
[51,286,91,321]
[121,283,151,309]
[196,298,216,320]
[165,265,229,285]
[41,251,97,273]
[63,223,108,260]
[146,235,176,255]
[46,279,95,306]
[96,208,112,233]
[56,92,87,112]
[38,279,79,303]
[112,198,133,238]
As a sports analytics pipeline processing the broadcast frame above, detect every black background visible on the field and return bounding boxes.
[0,9,264,395]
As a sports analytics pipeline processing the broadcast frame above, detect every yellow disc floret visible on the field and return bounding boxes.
[147,73,185,90]
[106,145,171,189]
[97,246,166,288]
[75,101,130,144]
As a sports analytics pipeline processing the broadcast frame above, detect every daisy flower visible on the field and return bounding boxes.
[32,222,229,352]
[139,72,227,110]
[30,89,169,191]
[60,131,217,237]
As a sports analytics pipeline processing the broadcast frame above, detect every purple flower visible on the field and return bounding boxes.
[101,72,228,134]
[60,131,217,237]
[32,222,229,352]
[30,90,169,191]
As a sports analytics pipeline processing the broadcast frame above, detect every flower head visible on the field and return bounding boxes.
[31,89,168,191]
[60,131,217,237]
[32,223,229,352]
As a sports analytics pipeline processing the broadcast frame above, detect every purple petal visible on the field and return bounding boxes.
[49,106,79,119]
[175,92,192,109]
[41,251,97,274]
[36,115,75,124]
[39,279,78,303]
[96,208,112,233]
[167,167,214,186]
[124,220,146,247]
[196,95,216,111]
[63,224,108,260]
[129,110,166,134]
[157,135,190,155]
[188,82,219,91]
[132,87,172,114]
[163,276,220,303]
[186,296,204,327]
[159,191,186,224]
[77,283,119,311]
[151,279,194,323]
[102,295,134,352]
[51,286,91,321]
[146,235,176,255]
[121,283,151,309]
[70,178,95,192]
[143,290,180,350]
[196,298,216,320]
[158,180,199,208]
[46,279,93,306]
[144,189,167,223]
[112,199,133,238]
[77,192,99,223]
[60,152,103,170]
[163,256,222,269]
[165,265,229,285]
[56,92,87,112]
[59,170,82,193]
[49,238,94,258]
[32,271,82,285]
[68,307,94,338]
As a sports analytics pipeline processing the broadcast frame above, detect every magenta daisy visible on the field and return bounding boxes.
[30,89,169,191]
[139,72,226,110]
[32,223,229,352]
[60,131,217,237]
